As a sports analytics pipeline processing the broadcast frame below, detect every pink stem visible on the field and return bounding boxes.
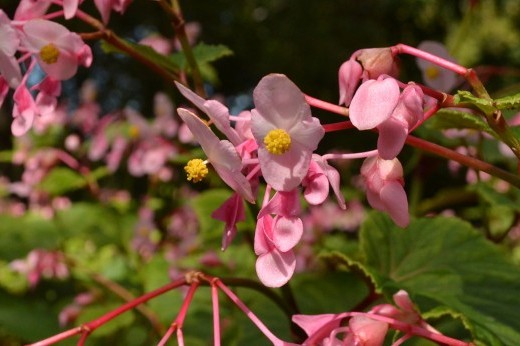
[211,283,221,346]
[304,94,349,116]
[322,149,379,161]
[28,327,83,346]
[392,44,467,76]
[215,280,287,346]
[157,282,199,346]
[323,120,355,132]
[392,333,412,346]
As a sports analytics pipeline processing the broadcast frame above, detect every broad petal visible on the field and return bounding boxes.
[303,173,329,205]
[40,50,78,80]
[257,142,312,191]
[313,155,346,209]
[23,20,69,46]
[290,117,325,151]
[349,78,400,130]
[175,81,208,112]
[258,190,301,219]
[253,74,311,130]
[177,108,223,155]
[273,216,303,252]
[255,248,296,287]
[377,118,408,160]
[0,52,22,88]
[11,109,34,136]
[338,58,362,106]
[348,316,388,346]
[380,181,409,227]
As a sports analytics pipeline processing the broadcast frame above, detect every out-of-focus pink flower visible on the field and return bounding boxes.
[127,138,175,176]
[139,34,173,55]
[0,10,22,88]
[361,156,409,227]
[251,74,324,191]
[416,41,458,92]
[178,108,255,203]
[211,193,246,250]
[338,58,363,106]
[349,76,400,131]
[34,77,61,117]
[63,0,81,19]
[22,19,92,80]
[94,0,132,24]
[152,92,178,138]
[10,249,69,288]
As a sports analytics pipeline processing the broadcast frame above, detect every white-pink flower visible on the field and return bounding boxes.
[416,41,458,92]
[0,10,22,88]
[251,74,324,191]
[22,19,92,80]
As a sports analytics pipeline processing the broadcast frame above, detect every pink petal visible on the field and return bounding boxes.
[292,314,341,338]
[380,181,409,228]
[11,109,34,136]
[303,170,329,205]
[257,141,312,191]
[254,215,274,255]
[23,20,69,47]
[94,0,112,24]
[338,58,362,106]
[258,189,301,219]
[290,117,325,151]
[253,74,312,129]
[211,193,246,250]
[63,0,79,19]
[377,117,408,160]
[349,78,400,130]
[255,248,296,287]
[313,155,346,209]
[0,52,22,88]
[40,50,78,80]
[273,216,303,252]
[204,99,242,146]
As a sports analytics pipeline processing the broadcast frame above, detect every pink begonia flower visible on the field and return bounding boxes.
[338,57,363,106]
[349,76,401,131]
[0,10,22,88]
[211,193,246,250]
[10,249,69,288]
[377,83,424,160]
[370,290,421,325]
[258,189,301,219]
[94,0,132,25]
[361,156,409,227]
[22,19,93,80]
[175,81,243,146]
[416,41,458,92]
[251,74,324,191]
[12,83,38,136]
[127,138,174,176]
[254,214,296,287]
[177,108,255,203]
[303,155,346,209]
[14,0,52,20]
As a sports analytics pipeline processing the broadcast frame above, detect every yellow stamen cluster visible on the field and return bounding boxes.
[425,66,440,80]
[263,128,291,155]
[129,125,140,139]
[184,159,208,183]
[39,43,60,64]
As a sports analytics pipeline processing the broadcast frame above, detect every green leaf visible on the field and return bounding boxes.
[38,167,88,196]
[494,93,520,110]
[454,90,495,114]
[425,108,494,136]
[100,40,179,75]
[170,42,233,70]
[356,212,520,346]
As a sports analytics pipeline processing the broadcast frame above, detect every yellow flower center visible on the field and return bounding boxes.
[184,159,208,183]
[39,43,60,64]
[129,125,140,139]
[264,128,291,155]
[425,66,440,80]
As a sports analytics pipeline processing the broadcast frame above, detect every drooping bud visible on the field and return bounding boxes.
[356,47,399,79]
[338,58,363,106]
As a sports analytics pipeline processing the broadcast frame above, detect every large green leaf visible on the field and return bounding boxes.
[356,213,520,346]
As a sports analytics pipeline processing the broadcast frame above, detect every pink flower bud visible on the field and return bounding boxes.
[356,48,399,79]
[361,156,409,227]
